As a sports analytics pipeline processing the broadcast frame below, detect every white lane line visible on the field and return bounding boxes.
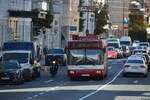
[44,80,54,83]
[133,80,138,84]
[39,92,45,95]
[108,67,112,69]
[27,97,32,100]
[33,95,38,98]
[78,69,123,100]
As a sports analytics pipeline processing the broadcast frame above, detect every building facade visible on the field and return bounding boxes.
[62,0,80,40]
[109,0,129,36]
[0,0,9,48]
[9,0,32,41]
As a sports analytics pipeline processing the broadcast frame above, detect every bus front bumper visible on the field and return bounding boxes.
[68,69,104,77]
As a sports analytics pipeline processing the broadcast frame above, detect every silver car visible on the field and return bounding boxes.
[123,56,148,77]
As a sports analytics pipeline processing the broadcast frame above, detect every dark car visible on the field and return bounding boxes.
[128,46,136,55]
[0,60,24,84]
[121,45,130,57]
[45,48,67,66]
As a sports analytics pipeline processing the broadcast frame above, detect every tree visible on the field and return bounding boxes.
[129,13,146,32]
[94,4,109,35]
[128,3,147,41]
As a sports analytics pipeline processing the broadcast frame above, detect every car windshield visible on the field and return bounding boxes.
[68,49,103,65]
[127,60,143,64]
[48,49,64,54]
[120,41,130,46]
[107,48,114,51]
[129,47,135,51]
[3,53,28,63]
[5,62,18,69]
[107,43,119,48]
[139,44,149,47]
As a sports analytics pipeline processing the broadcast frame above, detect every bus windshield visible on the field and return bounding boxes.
[69,49,103,65]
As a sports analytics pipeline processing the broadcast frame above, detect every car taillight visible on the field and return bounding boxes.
[124,65,130,68]
[140,66,146,68]
[148,60,150,63]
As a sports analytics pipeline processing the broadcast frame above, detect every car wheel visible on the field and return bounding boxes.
[70,77,75,81]
[37,71,41,77]
[144,73,148,78]
[123,73,127,77]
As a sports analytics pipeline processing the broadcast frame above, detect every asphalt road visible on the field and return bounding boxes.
[0,59,150,100]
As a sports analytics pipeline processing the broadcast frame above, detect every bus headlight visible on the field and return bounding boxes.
[96,70,101,74]
[70,71,75,74]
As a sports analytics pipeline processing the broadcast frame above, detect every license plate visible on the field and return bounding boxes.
[82,74,90,76]
[132,66,137,69]
[1,77,10,80]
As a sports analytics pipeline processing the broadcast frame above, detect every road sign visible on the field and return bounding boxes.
[124,18,129,24]
[70,26,77,31]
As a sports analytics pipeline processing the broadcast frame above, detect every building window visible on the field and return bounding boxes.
[74,19,77,22]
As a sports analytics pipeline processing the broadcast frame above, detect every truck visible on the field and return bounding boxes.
[1,41,41,81]
[120,36,132,46]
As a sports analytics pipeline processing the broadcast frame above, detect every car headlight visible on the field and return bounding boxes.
[52,61,56,64]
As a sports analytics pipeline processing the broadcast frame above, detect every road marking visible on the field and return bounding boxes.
[44,80,54,83]
[133,80,138,84]
[108,67,112,69]
[27,97,32,100]
[39,92,45,95]
[78,69,123,100]
[33,95,38,98]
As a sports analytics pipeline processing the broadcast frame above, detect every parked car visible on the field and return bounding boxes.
[121,45,130,57]
[0,60,24,84]
[123,56,148,77]
[45,48,67,66]
[107,46,117,59]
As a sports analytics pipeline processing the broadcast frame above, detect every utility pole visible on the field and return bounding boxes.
[123,0,125,36]
[86,11,89,35]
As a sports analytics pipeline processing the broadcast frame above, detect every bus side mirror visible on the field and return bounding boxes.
[0,56,2,62]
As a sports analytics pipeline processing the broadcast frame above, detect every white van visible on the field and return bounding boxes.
[120,36,132,46]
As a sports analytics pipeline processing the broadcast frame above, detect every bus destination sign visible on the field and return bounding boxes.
[70,42,100,48]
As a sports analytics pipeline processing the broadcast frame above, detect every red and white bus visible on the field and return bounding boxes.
[67,37,108,80]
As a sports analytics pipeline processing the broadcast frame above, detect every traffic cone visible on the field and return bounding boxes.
[44,66,48,72]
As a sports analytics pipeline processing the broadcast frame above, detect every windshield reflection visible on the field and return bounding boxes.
[3,53,29,63]
[69,49,103,65]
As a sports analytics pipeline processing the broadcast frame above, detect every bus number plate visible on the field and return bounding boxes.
[82,74,90,76]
